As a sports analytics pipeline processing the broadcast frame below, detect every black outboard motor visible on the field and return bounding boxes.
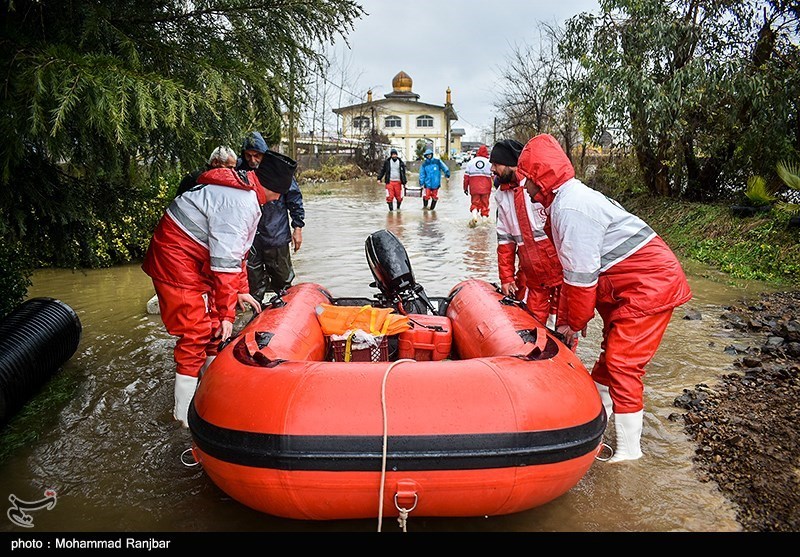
[365,230,435,315]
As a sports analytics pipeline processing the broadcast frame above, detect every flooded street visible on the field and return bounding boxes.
[0,170,777,533]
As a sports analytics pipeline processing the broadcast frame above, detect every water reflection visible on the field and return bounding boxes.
[416,210,446,259]
[463,223,495,277]
[0,172,765,532]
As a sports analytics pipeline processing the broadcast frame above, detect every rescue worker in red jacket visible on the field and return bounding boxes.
[463,144,493,224]
[517,133,692,462]
[491,139,563,328]
[142,149,297,428]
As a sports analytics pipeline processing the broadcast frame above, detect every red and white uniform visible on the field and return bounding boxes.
[495,180,562,324]
[142,168,264,379]
[463,145,493,217]
[517,134,692,413]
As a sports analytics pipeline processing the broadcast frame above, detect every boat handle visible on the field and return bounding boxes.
[180,447,200,468]
[595,442,614,462]
[394,491,418,514]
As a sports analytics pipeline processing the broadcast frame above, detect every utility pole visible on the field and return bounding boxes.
[288,61,297,160]
[493,117,497,145]
[369,106,376,162]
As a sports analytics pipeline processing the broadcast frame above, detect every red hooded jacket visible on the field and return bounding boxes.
[516,134,692,330]
[142,168,265,321]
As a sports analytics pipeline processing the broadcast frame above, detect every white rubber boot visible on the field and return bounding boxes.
[470,209,479,226]
[594,381,613,421]
[608,410,644,463]
[199,355,216,378]
[173,373,199,428]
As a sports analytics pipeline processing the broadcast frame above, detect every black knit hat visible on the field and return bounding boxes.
[489,139,524,166]
[255,150,297,195]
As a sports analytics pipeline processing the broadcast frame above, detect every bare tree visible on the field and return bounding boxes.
[492,20,585,161]
[299,42,366,158]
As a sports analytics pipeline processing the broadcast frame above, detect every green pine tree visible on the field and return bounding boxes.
[0,0,365,316]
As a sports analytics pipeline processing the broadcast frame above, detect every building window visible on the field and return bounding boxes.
[352,116,370,130]
[416,115,434,128]
[384,115,401,128]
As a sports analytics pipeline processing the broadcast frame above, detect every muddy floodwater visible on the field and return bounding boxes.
[0,172,777,534]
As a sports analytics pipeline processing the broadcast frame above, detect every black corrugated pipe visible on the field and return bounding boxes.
[0,298,82,426]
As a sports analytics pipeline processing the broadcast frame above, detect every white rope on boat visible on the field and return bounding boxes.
[377,358,416,533]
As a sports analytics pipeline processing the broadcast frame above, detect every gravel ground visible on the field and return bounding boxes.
[672,290,800,532]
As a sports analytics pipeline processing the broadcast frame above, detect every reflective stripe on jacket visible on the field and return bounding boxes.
[142,171,262,321]
[495,185,562,288]
[550,179,692,330]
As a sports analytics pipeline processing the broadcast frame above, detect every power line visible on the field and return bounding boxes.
[309,67,369,105]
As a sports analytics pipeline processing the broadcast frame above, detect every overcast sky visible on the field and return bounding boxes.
[330,0,600,142]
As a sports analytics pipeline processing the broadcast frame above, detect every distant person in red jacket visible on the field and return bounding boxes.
[517,133,693,462]
[142,150,297,428]
[463,144,493,225]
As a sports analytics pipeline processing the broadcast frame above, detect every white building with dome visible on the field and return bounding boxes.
[333,71,459,160]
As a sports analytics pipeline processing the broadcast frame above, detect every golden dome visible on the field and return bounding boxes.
[392,71,413,93]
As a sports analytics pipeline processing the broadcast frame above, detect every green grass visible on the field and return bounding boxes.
[623,195,800,287]
[0,369,81,464]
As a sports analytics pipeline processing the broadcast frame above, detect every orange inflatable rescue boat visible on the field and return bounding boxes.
[188,230,605,522]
